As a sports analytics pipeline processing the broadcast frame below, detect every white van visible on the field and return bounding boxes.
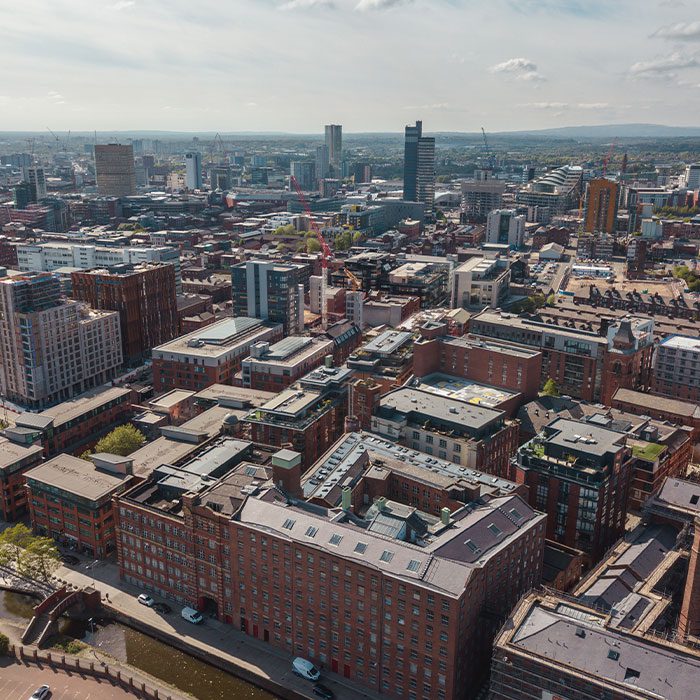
[181,606,204,624]
[292,657,320,681]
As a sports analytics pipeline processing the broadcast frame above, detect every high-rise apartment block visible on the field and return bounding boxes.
[324,124,342,174]
[231,260,306,334]
[651,334,700,403]
[71,263,178,365]
[22,166,47,201]
[0,272,123,408]
[403,121,435,214]
[315,145,329,182]
[290,161,316,191]
[185,152,202,190]
[94,144,137,197]
[583,177,619,233]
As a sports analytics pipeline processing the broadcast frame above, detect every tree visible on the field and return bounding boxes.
[334,230,353,251]
[273,224,296,237]
[306,238,321,254]
[0,632,9,656]
[19,537,61,583]
[0,523,33,570]
[542,379,560,397]
[93,424,145,457]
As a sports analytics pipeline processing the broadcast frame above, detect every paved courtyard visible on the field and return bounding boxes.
[0,660,140,699]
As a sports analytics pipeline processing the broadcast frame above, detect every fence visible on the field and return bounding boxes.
[8,644,187,700]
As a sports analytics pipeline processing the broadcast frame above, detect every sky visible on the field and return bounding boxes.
[2,0,700,133]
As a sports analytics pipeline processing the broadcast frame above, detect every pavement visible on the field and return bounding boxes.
[54,553,382,700]
[0,658,140,699]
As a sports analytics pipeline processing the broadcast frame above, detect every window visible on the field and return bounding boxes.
[354,542,368,554]
[406,560,420,572]
[282,519,295,530]
[380,550,394,563]
[487,523,502,538]
[329,534,343,546]
[305,526,318,538]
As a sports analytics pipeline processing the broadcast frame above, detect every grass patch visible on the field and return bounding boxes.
[50,637,87,655]
[632,442,665,461]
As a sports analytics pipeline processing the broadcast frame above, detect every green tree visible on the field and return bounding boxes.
[334,230,353,251]
[18,537,60,583]
[306,238,322,254]
[0,632,9,656]
[273,224,297,237]
[352,232,363,244]
[93,424,145,457]
[542,379,560,397]
[0,523,33,570]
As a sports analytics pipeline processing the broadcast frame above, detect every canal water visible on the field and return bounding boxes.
[1,591,277,700]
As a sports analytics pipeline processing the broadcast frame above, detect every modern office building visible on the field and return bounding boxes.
[16,242,182,294]
[353,162,372,184]
[152,317,283,394]
[451,256,511,310]
[71,263,178,365]
[22,166,47,201]
[231,260,306,334]
[324,124,342,174]
[583,177,619,233]
[515,165,583,216]
[686,162,700,189]
[513,417,633,562]
[0,438,44,521]
[0,272,123,408]
[485,209,525,248]
[94,144,136,197]
[13,182,33,209]
[403,121,435,214]
[315,145,329,182]
[185,152,202,190]
[290,161,316,191]
[460,176,505,222]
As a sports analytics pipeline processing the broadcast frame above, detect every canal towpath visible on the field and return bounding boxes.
[53,557,384,700]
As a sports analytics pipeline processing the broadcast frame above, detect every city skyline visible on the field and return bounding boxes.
[3,1,700,132]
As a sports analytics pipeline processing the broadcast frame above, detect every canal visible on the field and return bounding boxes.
[1,590,277,700]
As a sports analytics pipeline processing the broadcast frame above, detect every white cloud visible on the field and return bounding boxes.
[491,57,546,82]
[577,102,609,109]
[280,0,335,9]
[356,0,413,11]
[521,101,569,109]
[653,21,700,40]
[630,52,699,75]
[112,0,135,10]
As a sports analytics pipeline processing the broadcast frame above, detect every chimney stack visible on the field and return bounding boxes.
[679,516,700,640]
[341,487,352,512]
[441,507,451,526]
[271,448,303,500]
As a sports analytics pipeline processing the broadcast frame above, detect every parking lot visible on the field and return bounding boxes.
[0,661,141,700]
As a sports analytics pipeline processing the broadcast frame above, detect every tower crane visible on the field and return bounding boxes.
[290,176,332,329]
[602,141,616,178]
[481,127,495,169]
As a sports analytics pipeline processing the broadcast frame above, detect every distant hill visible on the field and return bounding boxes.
[497,123,700,139]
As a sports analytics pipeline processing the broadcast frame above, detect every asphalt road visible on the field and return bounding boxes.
[0,661,140,700]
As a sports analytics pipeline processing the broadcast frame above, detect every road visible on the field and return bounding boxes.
[0,660,140,699]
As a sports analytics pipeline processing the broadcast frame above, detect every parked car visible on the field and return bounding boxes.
[29,686,50,700]
[181,606,204,624]
[60,554,79,566]
[137,594,154,607]
[312,684,335,699]
[154,602,172,614]
[292,657,320,681]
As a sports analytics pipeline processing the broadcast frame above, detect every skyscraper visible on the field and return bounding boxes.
[94,144,137,197]
[315,144,329,182]
[403,120,435,213]
[22,166,47,201]
[290,161,316,191]
[185,152,202,190]
[584,178,619,233]
[324,124,342,175]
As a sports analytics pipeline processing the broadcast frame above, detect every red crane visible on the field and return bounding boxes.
[602,141,616,178]
[290,176,332,328]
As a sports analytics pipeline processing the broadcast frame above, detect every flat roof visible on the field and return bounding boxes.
[413,373,517,409]
[545,417,626,458]
[193,384,276,407]
[441,334,540,359]
[612,387,700,419]
[659,334,700,352]
[25,453,129,502]
[150,389,195,410]
[380,387,504,432]
[362,330,413,356]
[0,438,43,471]
[654,477,700,514]
[257,389,321,418]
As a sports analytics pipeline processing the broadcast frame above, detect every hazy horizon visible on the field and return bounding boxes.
[3,1,700,132]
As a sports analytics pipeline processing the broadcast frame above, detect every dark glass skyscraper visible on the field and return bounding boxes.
[403,120,435,213]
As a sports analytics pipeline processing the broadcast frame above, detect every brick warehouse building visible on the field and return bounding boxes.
[72,263,178,365]
[115,443,546,700]
[152,317,283,394]
[0,437,44,521]
[469,310,654,404]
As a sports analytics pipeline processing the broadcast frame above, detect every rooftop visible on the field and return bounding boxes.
[0,438,43,471]
[362,330,413,356]
[660,334,700,352]
[612,387,700,419]
[24,453,130,502]
[544,417,627,458]
[411,373,517,410]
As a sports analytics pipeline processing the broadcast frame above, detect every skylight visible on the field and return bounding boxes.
[379,550,394,563]
[354,542,368,554]
[305,526,318,538]
[406,560,420,572]
[329,533,343,546]
[282,518,295,530]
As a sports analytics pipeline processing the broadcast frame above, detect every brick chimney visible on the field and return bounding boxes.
[679,516,700,640]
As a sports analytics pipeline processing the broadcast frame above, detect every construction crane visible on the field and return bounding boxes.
[481,127,495,169]
[290,175,332,329]
[46,127,60,150]
[344,268,361,291]
[602,141,616,178]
